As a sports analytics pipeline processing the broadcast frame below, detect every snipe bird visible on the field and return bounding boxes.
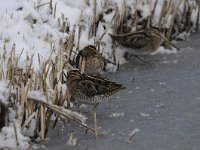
[76,45,114,74]
[109,27,179,56]
[66,69,125,111]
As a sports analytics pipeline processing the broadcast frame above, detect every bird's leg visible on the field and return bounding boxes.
[92,103,99,139]
[92,103,99,112]
[106,98,112,109]
[93,111,98,139]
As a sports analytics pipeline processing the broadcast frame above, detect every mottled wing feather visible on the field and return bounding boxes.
[123,34,151,48]
[84,74,124,91]
[110,31,151,49]
[78,80,110,97]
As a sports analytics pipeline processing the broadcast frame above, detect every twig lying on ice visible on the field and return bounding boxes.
[27,96,95,133]
[125,128,140,143]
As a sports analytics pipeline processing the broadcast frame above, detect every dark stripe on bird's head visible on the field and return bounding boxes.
[67,69,82,78]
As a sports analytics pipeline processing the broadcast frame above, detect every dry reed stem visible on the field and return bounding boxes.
[158,0,168,29]
[77,10,83,52]
[54,3,57,18]
[37,2,50,9]
[40,103,45,143]
[50,0,53,15]
[121,0,127,33]
[133,0,138,31]
[27,97,95,133]
[167,0,183,39]
[20,83,25,126]
[67,25,76,63]
[151,0,157,16]
[93,112,98,139]
[88,0,97,39]
[16,49,24,67]
[113,4,120,34]
[93,0,97,37]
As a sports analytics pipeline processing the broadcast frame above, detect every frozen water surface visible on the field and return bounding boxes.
[44,33,200,150]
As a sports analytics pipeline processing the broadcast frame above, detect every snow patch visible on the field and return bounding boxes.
[109,112,124,118]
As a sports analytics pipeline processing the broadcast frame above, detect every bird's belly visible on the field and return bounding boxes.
[121,43,161,55]
[121,46,153,55]
[74,94,107,105]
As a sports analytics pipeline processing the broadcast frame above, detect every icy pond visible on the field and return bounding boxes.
[43,32,200,150]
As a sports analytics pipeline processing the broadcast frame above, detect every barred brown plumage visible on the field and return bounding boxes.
[66,69,125,110]
[109,27,164,55]
[76,45,105,75]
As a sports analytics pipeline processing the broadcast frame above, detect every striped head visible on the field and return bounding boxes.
[67,69,82,81]
[76,45,100,68]
[144,27,161,38]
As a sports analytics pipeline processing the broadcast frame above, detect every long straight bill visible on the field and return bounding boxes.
[160,34,180,51]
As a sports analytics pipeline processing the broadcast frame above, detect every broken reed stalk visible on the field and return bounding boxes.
[166,0,183,39]
[186,2,194,32]
[37,2,50,9]
[77,10,83,52]
[146,0,152,28]
[27,97,95,134]
[88,0,97,39]
[125,129,140,143]
[38,53,41,66]
[113,4,120,34]
[133,0,138,31]
[93,112,98,139]
[158,0,168,29]
[121,0,127,33]
[16,49,24,67]
[20,83,26,126]
[40,103,45,143]
[151,0,158,16]
[93,0,97,39]
[54,3,57,18]
[50,0,53,15]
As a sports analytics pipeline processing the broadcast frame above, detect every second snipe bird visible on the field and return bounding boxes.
[109,27,179,56]
[76,45,114,74]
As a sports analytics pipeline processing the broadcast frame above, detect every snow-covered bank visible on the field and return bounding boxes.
[0,0,198,71]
